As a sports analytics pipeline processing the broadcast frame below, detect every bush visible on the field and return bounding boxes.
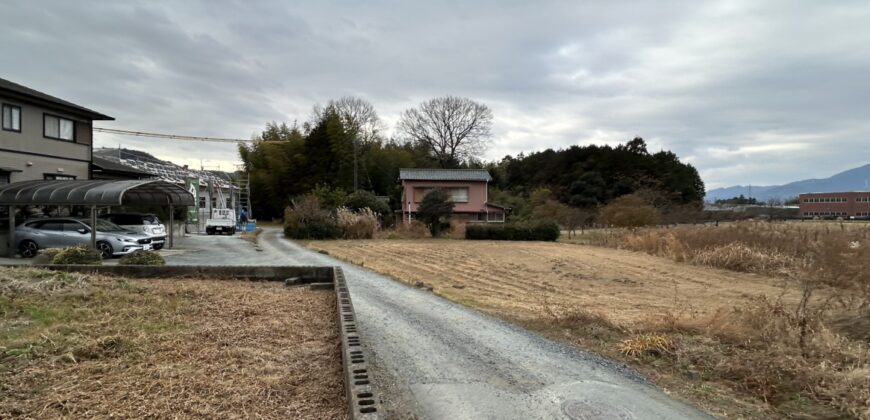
[466,221,560,241]
[51,245,103,265]
[598,194,661,228]
[283,195,343,240]
[32,248,63,265]
[284,214,342,239]
[345,191,391,216]
[336,207,380,239]
[118,250,166,266]
[417,189,454,237]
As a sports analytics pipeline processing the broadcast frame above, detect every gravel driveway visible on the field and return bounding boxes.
[166,229,708,419]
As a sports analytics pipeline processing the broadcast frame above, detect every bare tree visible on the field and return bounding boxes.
[328,96,384,145]
[397,96,493,168]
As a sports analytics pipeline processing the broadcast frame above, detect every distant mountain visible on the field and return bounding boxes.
[706,164,870,202]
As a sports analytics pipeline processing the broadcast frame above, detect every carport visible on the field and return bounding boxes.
[0,180,195,257]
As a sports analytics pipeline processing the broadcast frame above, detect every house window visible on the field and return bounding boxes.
[44,114,75,141]
[44,174,76,180]
[487,212,504,222]
[199,196,206,208]
[2,104,21,132]
[449,187,469,203]
[0,172,10,185]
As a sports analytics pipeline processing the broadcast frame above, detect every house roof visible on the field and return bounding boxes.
[0,179,194,206]
[92,156,153,177]
[399,168,492,182]
[0,77,114,121]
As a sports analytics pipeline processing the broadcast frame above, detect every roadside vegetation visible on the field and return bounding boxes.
[0,268,345,418]
[307,233,870,419]
[118,250,166,265]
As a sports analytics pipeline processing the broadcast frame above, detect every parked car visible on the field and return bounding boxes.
[16,217,153,259]
[206,208,236,235]
[99,213,167,250]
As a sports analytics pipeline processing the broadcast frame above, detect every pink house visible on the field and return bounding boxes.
[399,168,507,223]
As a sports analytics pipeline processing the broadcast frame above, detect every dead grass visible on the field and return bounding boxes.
[307,238,870,419]
[0,267,345,419]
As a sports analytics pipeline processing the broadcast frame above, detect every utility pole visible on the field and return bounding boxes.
[353,134,359,192]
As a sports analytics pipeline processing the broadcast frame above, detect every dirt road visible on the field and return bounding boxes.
[166,229,707,419]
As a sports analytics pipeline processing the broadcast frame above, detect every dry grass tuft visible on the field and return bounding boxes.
[618,334,676,358]
[0,269,345,419]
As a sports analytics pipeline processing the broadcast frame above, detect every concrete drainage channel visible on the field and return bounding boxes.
[24,264,383,419]
[334,267,382,419]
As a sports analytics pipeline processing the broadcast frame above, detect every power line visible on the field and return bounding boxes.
[94,127,265,143]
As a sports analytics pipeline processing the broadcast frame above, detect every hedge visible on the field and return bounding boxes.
[284,216,343,240]
[465,221,560,241]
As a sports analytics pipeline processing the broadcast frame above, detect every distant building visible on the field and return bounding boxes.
[398,168,507,223]
[0,77,114,183]
[91,156,153,180]
[799,192,870,219]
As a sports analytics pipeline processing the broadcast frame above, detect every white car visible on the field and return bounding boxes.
[99,213,167,250]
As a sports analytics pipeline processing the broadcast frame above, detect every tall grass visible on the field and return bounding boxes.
[580,221,870,417]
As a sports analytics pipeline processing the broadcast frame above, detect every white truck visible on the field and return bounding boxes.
[205,208,236,235]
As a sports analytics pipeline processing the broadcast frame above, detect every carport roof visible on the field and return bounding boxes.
[0,180,195,206]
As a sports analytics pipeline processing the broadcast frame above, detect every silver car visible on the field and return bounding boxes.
[16,217,153,258]
[99,213,167,250]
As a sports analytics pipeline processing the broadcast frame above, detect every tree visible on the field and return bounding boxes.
[345,190,391,217]
[559,207,593,238]
[598,194,661,228]
[397,96,493,168]
[416,189,455,237]
[327,96,384,145]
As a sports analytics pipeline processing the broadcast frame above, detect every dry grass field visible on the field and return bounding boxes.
[308,236,869,419]
[0,268,345,419]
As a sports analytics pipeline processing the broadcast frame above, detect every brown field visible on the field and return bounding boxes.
[307,238,869,419]
[0,268,345,419]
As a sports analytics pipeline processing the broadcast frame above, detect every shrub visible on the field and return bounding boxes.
[417,189,454,237]
[336,207,380,239]
[598,194,661,228]
[118,250,166,266]
[466,221,560,241]
[283,195,342,240]
[345,191,391,216]
[32,248,63,265]
[51,245,103,265]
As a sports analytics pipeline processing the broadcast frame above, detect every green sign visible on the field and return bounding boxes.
[185,177,199,222]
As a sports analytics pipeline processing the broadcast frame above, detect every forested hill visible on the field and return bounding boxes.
[492,138,705,207]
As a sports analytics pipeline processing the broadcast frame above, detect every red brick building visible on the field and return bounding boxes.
[799,192,870,219]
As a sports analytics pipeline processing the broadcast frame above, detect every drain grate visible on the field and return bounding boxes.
[334,267,382,419]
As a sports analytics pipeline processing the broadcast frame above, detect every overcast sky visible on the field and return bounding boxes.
[2,1,868,189]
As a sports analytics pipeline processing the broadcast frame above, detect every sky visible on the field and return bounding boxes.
[1,1,868,189]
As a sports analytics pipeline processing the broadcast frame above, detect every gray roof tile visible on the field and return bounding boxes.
[399,168,492,182]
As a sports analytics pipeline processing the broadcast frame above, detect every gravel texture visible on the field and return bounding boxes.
[166,229,709,419]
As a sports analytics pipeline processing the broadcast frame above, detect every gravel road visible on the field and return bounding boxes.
[166,229,709,419]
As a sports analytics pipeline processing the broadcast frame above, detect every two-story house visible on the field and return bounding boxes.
[0,77,113,183]
[399,168,507,223]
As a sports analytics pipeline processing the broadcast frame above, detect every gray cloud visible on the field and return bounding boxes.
[1,0,868,188]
